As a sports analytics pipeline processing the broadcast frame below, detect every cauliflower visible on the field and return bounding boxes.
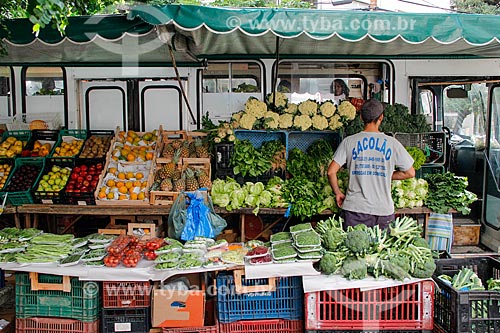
[320,101,336,118]
[245,98,267,119]
[338,100,357,120]
[328,114,343,130]
[239,113,257,130]
[279,113,294,129]
[293,114,312,131]
[263,111,280,130]
[285,103,298,115]
[228,134,236,142]
[266,92,288,109]
[231,111,244,122]
[217,128,227,139]
[214,137,221,143]
[311,115,329,130]
[298,100,318,116]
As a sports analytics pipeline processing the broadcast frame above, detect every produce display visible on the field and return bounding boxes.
[161,136,211,159]
[79,134,113,158]
[0,136,26,157]
[230,139,286,178]
[65,162,103,194]
[424,172,478,214]
[0,163,12,191]
[230,94,357,131]
[35,165,71,193]
[52,138,84,157]
[316,215,436,280]
[110,130,157,162]
[4,164,42,192]
[23,140,53,157]
[392,177,428,209]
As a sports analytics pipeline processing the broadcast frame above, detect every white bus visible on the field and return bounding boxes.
[1,5,499,250]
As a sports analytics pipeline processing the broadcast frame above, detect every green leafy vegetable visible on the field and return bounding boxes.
[424,172,478,214]
[405,147,426,170]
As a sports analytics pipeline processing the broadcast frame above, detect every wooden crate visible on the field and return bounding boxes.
[453,223,481,246]
[127,222,160,239]
[98,228,126,235]
[183,157,211,180]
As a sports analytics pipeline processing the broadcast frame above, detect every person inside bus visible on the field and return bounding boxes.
[327,99,415,230]
[277,79,291,93]
[331,79,350,104]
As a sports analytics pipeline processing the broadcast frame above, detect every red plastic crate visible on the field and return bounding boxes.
[102,281,151,308]
[16,317,99,333]
[305,280,434,331]
[219,319,302,333]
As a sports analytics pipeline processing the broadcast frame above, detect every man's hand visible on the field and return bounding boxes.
[335,192,345,208]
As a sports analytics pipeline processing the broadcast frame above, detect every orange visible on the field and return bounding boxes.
[129,187,136,194]
[137,192,145,200]
[98,191,106,199]
[125,181,133,189]
[109,167,117,175]
[135,172,144,180]
[106,179,115,187]
[118,194,127,200]
[126,172,134,179]
[130,193,138,200]
[106,192,115,200]
[118,186,128,194]
[111,156,118,161]
[115,181,124,188]
[145,152,154,161]
[117,172,126,180]
[127,153,136,162]
[133,180,142,187]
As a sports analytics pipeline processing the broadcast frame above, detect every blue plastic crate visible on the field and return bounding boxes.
[216,272,303,323]
[234,130,287,149]
[287,131,341,154]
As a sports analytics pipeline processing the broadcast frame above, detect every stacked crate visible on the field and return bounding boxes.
[15,272,100,333]
[101,281,151,333]
[216,270,303,333]
[304,280,435,333]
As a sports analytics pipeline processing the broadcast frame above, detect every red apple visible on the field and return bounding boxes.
[85,175,93,181]
[90,180,98,188]
[70,173,78,180]
[80,165,88,172]
[77,176,84,183]
[74,167,81,173]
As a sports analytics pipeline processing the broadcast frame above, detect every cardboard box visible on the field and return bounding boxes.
[128,223,160,240]
[151,287,205,328]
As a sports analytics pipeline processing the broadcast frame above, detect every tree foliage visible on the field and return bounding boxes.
[452,0,500,14]
[1,0,311,35]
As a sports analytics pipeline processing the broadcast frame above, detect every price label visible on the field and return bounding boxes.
[77,201,87,206]
[41,199,53,204]
[114,323,131,332]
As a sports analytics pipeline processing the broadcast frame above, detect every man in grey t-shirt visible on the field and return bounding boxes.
[327,99,415,229]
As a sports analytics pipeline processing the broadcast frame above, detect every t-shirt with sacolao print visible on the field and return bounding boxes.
[333,131,414,216]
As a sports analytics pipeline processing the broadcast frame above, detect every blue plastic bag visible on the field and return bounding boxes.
[181,191,216,241]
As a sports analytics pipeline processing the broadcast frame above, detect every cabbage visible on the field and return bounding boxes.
[392,177,428,209]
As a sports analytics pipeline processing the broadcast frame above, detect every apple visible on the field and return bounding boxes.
[77,176,84,183]
[80,165,88,172]
[70,173,78,180]
[85,175,93,182]
[74,166,81,173]
[90,180,98,188]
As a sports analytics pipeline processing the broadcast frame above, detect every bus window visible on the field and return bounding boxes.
[202,62,263,120]
[443,83,487,146]
[275,60,391,104]
[0,67,12,118]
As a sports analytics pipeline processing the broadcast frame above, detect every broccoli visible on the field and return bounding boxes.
[412,258,437,278]
[323,228,346,251]
[345,228,371,255]
[341,257,367,280]
[391,254,411,274]
[412,237,430,249]
[381,260,411,281]
[319,252,345,275]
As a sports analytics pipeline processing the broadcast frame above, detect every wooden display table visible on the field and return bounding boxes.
[10,205,448,240]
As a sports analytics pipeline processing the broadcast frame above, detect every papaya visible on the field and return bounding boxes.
[33,140,42,149]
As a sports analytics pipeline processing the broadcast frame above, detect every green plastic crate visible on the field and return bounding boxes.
[15,272,100,322]
[0,130,31,158]
[49,129,87,160]
[2,158,44,206]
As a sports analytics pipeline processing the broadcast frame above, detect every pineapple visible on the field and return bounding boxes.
[179,141,190,159]
[197,169,212,190]
[172,168,182,181]
[160,178,173,191]
[188,141,197,158]
[173,174,186,192]
[185,168,199,191]
[195,137,210,158]
[162,143,175,158]
[171,139,182,150]
[162,149,180,179]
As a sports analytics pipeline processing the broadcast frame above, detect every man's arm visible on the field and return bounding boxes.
[392,167,416,180]
[327,160,345,207]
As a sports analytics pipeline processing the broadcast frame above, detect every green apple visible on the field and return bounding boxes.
[42,175,49,181]
[51,166,60,173]
[48,179,55,186]
[54,178,61,185]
